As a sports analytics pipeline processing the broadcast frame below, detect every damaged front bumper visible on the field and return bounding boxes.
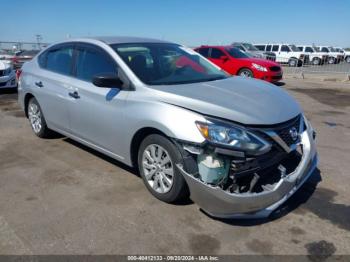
[177,127,318,219]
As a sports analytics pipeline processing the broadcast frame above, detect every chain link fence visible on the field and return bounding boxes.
[280,57,350,77]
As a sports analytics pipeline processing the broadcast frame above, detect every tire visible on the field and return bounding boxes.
[238,68,253,78]
[346,56,350,63]
[137,134,189,203]
[312,58,321,66]
[288,58,298,67]
[27,97,53,138]
[328,57,335,64]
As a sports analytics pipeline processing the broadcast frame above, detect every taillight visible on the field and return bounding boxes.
[16,69,22,80]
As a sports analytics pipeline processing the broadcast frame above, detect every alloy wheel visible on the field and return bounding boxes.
[239,70,252,78]
[28,102,42,134]
[142,144,174,194]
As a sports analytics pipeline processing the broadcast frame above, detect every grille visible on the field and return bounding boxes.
[0,81,7,87]
[254,115,304,150]
[271,75,282,80]
[275,115,301,146]
[269,66,281,72]
[0,70,4,77]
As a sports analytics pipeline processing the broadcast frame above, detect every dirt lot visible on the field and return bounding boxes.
[0,79,349,256]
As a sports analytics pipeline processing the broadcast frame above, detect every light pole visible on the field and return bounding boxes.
[36,34,43,50]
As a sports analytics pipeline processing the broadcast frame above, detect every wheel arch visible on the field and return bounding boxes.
[130,127,169,169]
[24,93,35,118]
[237,67,254,76]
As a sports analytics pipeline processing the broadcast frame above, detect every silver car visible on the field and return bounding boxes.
[18,37,318,219]
[232,42,276,61]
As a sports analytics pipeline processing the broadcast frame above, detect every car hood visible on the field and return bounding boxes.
[150,77,301,125]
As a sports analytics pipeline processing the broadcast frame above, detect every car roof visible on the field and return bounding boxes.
[89,36,171,45]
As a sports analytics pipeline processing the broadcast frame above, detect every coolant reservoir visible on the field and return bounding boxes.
[197,153,229,184]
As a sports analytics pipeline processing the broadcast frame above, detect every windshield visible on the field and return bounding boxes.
[225,47,250,58]
[289,45,300,52]
[242,43,259,51]
[111,43,228,85]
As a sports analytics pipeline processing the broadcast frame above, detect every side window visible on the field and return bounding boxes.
[266,45,272,51]
[235,45,245,51]
[255,45,265,51]
[272,45,279,51]
[305,47,313,52]
[75,47,116,81]
[46,46,74,75]
[196,48,209,58]
[211,48,225,59]
[297,46,303,51]
[321,47,328,52]
[281,45,290,52]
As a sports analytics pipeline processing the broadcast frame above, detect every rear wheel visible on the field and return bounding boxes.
[346,56,350,63]
[328,57,335,64]
[312,57,321,66]
[288,58,298,67]
[238,68,253,78]
[27,97,53,138]
[138,134,188,203]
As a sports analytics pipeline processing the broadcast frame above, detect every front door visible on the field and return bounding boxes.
[68,44,129,159]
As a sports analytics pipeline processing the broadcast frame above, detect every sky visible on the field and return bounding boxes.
[1,0,350,47]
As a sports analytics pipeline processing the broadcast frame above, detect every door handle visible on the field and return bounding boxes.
[68,91,80,99]
[35,81,43,88]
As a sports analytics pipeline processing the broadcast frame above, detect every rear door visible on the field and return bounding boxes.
[32,44,74,132]
[68,43,130,158]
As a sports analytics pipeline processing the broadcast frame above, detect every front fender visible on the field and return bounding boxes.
[119,95,207,165]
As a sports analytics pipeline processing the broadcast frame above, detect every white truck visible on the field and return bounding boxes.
[297,45,329,65]
[254,43,309,67]
[334,47,350,63]
[316,46,343,64]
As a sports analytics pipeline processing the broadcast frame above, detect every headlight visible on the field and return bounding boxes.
[196,120,271,155]
[252,63,267,72]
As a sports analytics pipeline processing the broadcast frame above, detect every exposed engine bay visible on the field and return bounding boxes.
[174,114,317,218]
[180,141,303,196]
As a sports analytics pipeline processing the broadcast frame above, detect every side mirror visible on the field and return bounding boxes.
[220,55,229,61]
[92,73,123,88]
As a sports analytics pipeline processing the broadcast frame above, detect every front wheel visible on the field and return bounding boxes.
[238,68,253,78]
[138,134,189,203]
